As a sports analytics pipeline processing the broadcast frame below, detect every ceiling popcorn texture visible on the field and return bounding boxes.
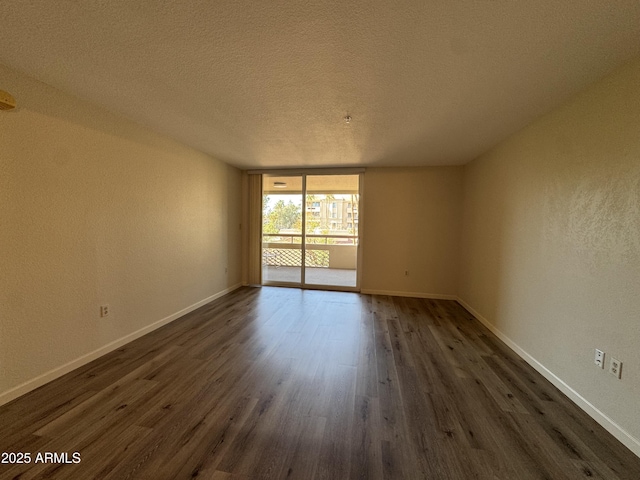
[1,1,639,168]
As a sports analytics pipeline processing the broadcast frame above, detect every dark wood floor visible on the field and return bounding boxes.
[1,287,639,479]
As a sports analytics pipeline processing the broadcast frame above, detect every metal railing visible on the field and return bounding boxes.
[262,233,358,268]
[262,233,358,244]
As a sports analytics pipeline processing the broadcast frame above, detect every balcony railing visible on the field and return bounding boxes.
[262,233,357,269]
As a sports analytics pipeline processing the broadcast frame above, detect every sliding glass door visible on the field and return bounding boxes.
[262,173,360,290]
[262,175,304,285]
[304,175,359,288]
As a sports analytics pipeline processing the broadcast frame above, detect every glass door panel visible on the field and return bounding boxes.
[304,175,359,288]
[262,175,304,285]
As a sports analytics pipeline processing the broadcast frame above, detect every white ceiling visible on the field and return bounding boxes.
[1,1,639,169]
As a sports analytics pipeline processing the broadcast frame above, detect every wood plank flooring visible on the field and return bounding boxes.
[1,287,639,479]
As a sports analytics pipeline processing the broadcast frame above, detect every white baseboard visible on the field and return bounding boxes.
[0,283,242,407]
[360,289,457,300]
[456,297,640,458]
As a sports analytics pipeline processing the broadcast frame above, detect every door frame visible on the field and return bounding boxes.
[257,169,364,292]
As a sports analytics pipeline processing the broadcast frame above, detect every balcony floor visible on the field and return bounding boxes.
[263,266,357,287]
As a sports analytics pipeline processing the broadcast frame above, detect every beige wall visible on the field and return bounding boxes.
[5,53,638,454]
[458,58,640,446]
[0,64,242,403]
[361,167,463,297]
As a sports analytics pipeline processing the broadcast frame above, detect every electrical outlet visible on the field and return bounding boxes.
[100,304,110,318]
[609,358,622,379]
[594,349,604,368]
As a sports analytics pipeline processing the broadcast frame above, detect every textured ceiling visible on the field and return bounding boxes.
[1,1,639,169]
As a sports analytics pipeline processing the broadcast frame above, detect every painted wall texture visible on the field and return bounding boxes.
[362,167,463,297]
[2,55,639,455]
[458,58,640,442]
[0,64,242,400]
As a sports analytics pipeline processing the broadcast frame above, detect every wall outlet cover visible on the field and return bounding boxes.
[609,358,622,379]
